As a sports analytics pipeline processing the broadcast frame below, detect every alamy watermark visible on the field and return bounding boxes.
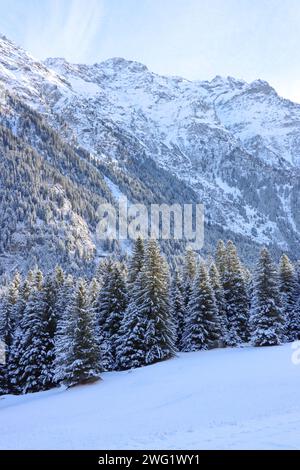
[96,197,204,250]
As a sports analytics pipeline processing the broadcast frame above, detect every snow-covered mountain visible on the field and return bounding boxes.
[1,33,300,271]
[44,57,300,170]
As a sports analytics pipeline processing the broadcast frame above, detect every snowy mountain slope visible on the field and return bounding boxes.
[0,108,199,277]
[1,344,299,450]
[40,56,300,258]
[0,35,70,112]
[0,118,115,276]
[45,57,300,169]
[1,34,300,263]
[210,77,300,167]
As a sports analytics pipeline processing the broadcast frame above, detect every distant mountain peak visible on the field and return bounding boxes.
[97,57,149,73]
[44,57,69,67]
[44,56,149,76]
[248,79,275,93]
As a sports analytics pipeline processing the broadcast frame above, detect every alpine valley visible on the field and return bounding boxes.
[1,33,300,276]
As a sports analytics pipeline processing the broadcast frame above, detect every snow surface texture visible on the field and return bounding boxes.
[1,344,300,450]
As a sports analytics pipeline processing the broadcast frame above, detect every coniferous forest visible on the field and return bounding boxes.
[1,238,300,396]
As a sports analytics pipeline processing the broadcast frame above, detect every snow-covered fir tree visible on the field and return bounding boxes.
[279,254,299,341]
[223,241,249,345]
[0,271,21,348]
[61,280,101,387]
[170,269,185,349]
[117,240,176,368]
[183,262,221,351]
[42,275,58,340]
[116,239,148,370]
[127,236,145,287]
[0,272,21,394]
[215,240,227,283]
[209,262,228,346]
[8,272,35,394]
[46,265,66,335]
[54,265,65,285]
[292,261,300,340]
[249,248,285,346]
[95,260,128,371]
[35,268,44,291]
[1,238,298,397]
[116,272,148,370]
[55,271,73,322]
[140,240,176,364]
[54,275,76,384]
[182,247,197,308]
[88,277,100,307]
[9,271,55,394]
[96,257,113,289]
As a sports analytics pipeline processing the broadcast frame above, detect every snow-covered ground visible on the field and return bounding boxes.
[1,344,300,450]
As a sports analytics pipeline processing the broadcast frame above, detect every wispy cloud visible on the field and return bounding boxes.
[0,0,299,103]
[2,0,105,62]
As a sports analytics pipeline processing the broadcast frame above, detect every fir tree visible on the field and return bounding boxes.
[250,248,285,346]
[116,272,148,370]
[53,275,75,383]
[115,238,146,370]
[215,240,227,282]
[8,273,34,394]
[182,248,197,306]
[35,268,44,291]
[170,270,185,349]
[89,278,100,307]
[0,341,5,396]
[139,241,176,364]
[223,241,249,345]
[11,275,55,394]
[279,254,299,341]
[96,258,112,289]
[0,272,21,394]
[116,240,176,369]
[43,275,58,339]
[0,271,21,348]
[55,272,73,321]
[292,261,300,340]
[95,260,128,371]
[8,327,23,394]
[63,280,101,387]
[40,275,60,385]
[183,263,221,351]
[127,237,145,287]
[49,265,66,327]
[54,265,65,287]
[209,262,228,346]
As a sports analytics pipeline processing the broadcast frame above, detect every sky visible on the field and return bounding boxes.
[0,0,299,102]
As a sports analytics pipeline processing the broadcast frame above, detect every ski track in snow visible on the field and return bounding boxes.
[1,344,300,450]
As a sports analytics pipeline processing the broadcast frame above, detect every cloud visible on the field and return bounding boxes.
[18,0,105,61]
[0,0,299,103]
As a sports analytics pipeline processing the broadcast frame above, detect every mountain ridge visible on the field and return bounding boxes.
[1,34,300,273]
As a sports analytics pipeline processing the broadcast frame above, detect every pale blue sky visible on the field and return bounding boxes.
[0,0,299,102]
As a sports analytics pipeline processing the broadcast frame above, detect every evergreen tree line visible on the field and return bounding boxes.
[1,239,300,396]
